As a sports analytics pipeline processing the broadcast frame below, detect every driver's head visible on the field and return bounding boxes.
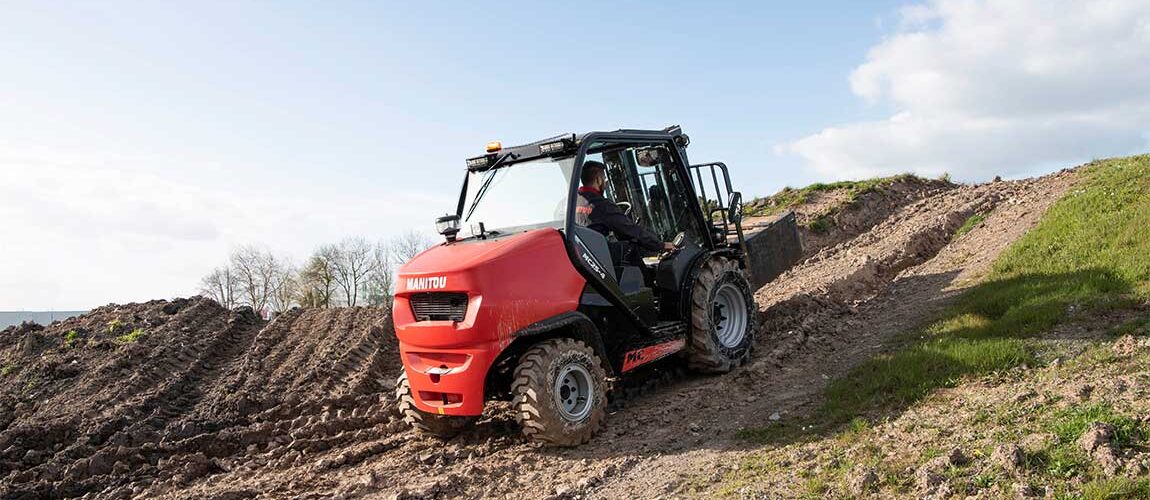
[581,161,607,190]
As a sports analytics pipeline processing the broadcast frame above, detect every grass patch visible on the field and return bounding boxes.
[1110,316,1150,337]
[807,215,831,234]
[63,329,80,348]
[1,363,17,376]
[1025,404,1144,480]
[744,173,924,217]
[1081,477,1150,499]
[107,319,124,334]
[954,213,986,238]
[115,328,146,344]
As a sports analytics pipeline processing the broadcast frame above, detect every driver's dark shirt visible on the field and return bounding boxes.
[575,186,664,252]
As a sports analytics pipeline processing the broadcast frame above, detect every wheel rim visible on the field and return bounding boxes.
[712,282,748,348]
[553,362,594,422]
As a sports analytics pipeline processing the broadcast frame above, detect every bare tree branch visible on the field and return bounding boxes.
[199,266,238,308]
[329,237,376,307]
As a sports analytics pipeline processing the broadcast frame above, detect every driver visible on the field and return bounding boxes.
[575,161,676,253]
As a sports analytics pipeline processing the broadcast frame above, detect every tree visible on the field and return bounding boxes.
[268,262,299,314]
[364,241,394,307]
[199,266,238,308]
[329,237,376,307]
[391,230,433,267]
[298,251,337,308]
[229,245,280,315]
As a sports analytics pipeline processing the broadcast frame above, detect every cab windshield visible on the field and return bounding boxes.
[459,156,575,238]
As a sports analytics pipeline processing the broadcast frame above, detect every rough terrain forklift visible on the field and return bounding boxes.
[393,126,800,446]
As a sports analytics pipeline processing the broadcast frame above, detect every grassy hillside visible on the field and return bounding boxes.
[735,155,1150,498]
[822,155,1149,423]
[743,174,925,218]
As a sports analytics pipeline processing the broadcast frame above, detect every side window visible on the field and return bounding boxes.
[579,141,704,244]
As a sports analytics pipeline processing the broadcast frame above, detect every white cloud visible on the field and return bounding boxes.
[782,0,1150,180]
[0,148,449,310]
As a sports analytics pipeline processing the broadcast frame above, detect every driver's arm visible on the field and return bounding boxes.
[594,203,667,253]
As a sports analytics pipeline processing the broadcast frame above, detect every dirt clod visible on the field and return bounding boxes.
[846,465,878,495]
[992,443,1024,473]
[1078,422,1115,453]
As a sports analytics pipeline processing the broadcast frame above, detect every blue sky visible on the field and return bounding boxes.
[3,0,1149,309]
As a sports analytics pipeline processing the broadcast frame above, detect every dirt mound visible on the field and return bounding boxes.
[744,175,955,258]
[0,300,397,498]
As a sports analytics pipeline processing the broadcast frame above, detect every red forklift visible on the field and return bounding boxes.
[393,126,799,446]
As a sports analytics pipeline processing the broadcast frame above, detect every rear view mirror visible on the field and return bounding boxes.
[728,192,743,224]
[636,147,669,167]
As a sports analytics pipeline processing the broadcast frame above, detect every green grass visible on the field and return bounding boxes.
[954,213,987,238]
[1,363,17,376]
[63,329,80,348]
[744,155,1150,438]
[744,173,924,217]
[1081,477,1150,499]
[1025,404,1144,480]
[1111,315,1150,337]
[115,328,146,344]
[107,319,124,334]
[1047,404,1142,449]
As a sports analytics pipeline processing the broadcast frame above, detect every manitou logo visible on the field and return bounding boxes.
[406,276,447,290]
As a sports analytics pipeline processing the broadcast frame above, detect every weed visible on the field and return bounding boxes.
[107,319,124,334]
[63,330,80,348]
[954,213,986,239]
[808,216,832,234]
[115,328,146,344]
[1,363,16,376]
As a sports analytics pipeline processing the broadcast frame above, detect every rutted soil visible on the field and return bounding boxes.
[0,303,396,498]
[0,168,1077,499]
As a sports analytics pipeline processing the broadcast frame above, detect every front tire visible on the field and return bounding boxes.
[395,372,476,439]
[511,338,607,447]
[686,256,756,373]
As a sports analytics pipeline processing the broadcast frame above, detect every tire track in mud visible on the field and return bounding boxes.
[0,305,401,499]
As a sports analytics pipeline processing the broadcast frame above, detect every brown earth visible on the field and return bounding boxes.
[0,168,1077,499]
[742,176,955,259]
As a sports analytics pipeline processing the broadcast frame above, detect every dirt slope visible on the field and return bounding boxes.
[0,168,1077,499]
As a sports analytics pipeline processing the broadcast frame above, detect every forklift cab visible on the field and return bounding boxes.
[568,139,707,325]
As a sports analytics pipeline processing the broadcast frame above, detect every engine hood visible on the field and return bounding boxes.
[398,228,568,279]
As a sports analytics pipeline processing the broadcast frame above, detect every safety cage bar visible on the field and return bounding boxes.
[689,162,747,254]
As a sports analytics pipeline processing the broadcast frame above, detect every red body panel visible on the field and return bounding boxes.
[393,228,585,416]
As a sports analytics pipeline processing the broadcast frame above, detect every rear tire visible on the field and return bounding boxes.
[511,338,607,447]
[395,372,476,439]
[686,256,755,373]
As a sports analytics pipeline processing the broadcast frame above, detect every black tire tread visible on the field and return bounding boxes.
[686,256,756,373]
[511,338,607,447]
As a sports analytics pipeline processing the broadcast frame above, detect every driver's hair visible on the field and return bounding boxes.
[581,161,606,186]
